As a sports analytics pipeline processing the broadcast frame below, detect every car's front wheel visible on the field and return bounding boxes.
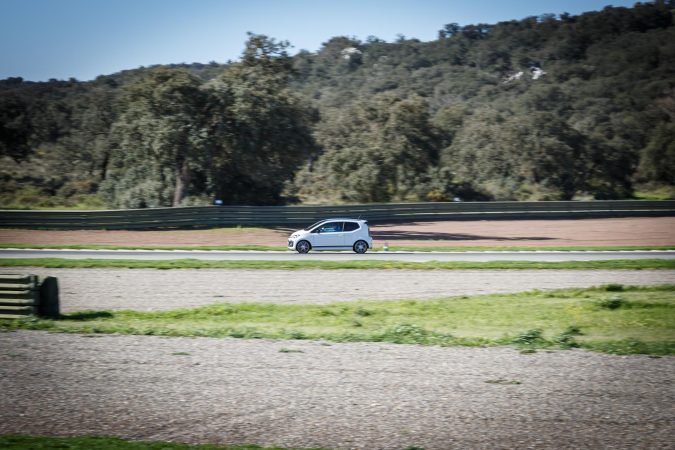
[296,240,311,254]
[353,240,368,254]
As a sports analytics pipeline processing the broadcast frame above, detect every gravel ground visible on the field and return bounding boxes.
[0,331,673,449]
[1,267,674,312]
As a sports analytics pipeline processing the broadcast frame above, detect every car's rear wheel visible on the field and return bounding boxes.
[353,240,368,254]
[296,240,311,254]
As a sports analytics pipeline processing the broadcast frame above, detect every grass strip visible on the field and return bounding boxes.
[2,243,674,252]
[3,285,674,355]
[0,435,325,450]
[1,258,675,270]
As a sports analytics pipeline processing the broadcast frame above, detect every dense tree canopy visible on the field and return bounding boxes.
[1,2,674,208]
[294,93,441,203]
[100,68,209,208]
[204,34,317,205]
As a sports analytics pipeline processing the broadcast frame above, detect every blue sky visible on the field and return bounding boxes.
[1,0,637,81]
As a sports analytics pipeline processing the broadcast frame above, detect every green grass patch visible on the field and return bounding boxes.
[0,435,325,450]
[3,285,674,355]
[1,258,675,270]
[0,185,108,210]
[633,184,675,200]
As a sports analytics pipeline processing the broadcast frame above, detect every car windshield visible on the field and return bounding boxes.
[304,220,327,231]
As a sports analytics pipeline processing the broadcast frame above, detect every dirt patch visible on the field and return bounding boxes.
[0,227,292,247]
[372,217,675,247]
[1,217,674,247]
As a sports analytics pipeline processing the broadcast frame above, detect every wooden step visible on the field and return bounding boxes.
[0,290,36,300]
[0,305,34,315]
[0,283,36,291]
[0,274,37,286]
[0,297,37,306]
[0,313,33,319]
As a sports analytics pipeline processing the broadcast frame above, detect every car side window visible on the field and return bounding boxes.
[343,222,359,232]
[318,222,343,233]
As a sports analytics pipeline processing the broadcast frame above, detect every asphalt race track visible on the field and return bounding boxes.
[1,248,674,262]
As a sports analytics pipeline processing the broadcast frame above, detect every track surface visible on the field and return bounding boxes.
[2,248,675,261]
[1,331,673,450]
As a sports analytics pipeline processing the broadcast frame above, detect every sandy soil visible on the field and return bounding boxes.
[1,331,673,450]
[1,217,674,247]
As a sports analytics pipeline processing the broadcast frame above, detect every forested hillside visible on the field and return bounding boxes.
[1,2,674,208]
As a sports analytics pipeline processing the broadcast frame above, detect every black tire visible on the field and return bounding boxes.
[296,240,311,254]
[353,240,368,254]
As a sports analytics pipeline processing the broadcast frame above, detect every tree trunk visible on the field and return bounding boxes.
[173,158,190,206]
[99,149,110,183]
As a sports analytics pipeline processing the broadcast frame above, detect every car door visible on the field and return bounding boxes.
[342,221,360,246]
[312,221,345,249]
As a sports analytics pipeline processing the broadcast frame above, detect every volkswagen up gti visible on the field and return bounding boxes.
[288,218,373,253]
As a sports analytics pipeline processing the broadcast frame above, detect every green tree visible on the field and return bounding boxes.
[638,122,675,184]
[297,93,441,203]
[0,90,30,160]
[443,110,588,200]
[3,2,675,208]
[204,34,317,204]
[101,68,209,208]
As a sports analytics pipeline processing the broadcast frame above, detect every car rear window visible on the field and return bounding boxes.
[344,222,359,231]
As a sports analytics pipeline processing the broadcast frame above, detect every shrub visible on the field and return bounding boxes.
[354,307,373,317]
[597,296,625,310]
[605,284,625,292]
[512,328,544,345]
[377,323,455,345]
[555,325,583,348]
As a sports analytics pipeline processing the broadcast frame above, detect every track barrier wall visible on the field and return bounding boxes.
[1,200,674,230]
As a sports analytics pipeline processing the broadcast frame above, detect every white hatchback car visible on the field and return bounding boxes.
[288,218,373,253]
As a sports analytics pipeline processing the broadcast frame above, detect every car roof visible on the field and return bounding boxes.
[321,217,366,222]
